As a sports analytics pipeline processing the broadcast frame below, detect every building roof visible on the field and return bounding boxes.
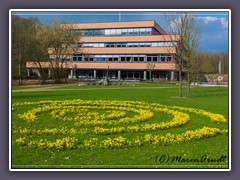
[61,20,167,35]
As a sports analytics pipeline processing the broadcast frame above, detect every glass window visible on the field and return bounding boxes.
[99,43,104,47]
[139,57,144,62]
[147,57,152,62]
[116,29,121,35]
[110,43,115,47]
[110,29,116,36]
[114,58,118,61]
[108,58,113,62]
[128,43,134,47]
[158,42,164,46]
[105,29,111,36]
[133,43,138,47]
[94,30,100,36]
[145,43,151,47]
[83,30,88,36]
[99,29,105,36]
[128,29,134,36]
[77,57,82,61]
[122,29,128,36]
[73,57,77,61]
[160,56,166,62]
[121,57,125,61]
[152,42,158,47]
[152,57,158,62]
[88,30,93,36]
[87,43,93,47]
[133,28,139,35]
[134,57,138,62]
[93,44,99,47]
[135,73,140,79]
[126,57,131,61]
[167,56,172,62]
[96,57,106,62]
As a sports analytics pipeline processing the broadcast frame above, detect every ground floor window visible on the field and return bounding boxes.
[69,69,176,80]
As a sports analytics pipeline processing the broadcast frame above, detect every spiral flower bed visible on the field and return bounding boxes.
[12,99,228,150]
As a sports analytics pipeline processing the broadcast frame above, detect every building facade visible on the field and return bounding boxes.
[26,20,179,81]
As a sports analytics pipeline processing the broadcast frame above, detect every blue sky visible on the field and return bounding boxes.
[12,10,229,52]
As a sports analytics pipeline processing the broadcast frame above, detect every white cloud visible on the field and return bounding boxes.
[198,16,228,29]
[220,18,228,29]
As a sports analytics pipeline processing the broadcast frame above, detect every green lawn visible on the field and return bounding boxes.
[11,84,229,169]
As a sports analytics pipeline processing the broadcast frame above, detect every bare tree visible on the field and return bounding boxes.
[163,12,200,96]
[146,63,155,81]
[44,19,79,84]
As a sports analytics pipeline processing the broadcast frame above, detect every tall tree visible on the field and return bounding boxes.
[12,16,37,84]
[25,17,49,84]
[44,20,78,84]
[163,13,200,96]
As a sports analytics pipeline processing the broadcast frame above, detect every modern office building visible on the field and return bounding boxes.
[26,20,179,81]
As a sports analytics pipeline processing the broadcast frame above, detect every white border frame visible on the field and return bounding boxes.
[9,9,231,172]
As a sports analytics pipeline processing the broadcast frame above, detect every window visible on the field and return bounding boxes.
[77,57,82,61]
[147,57,152,62]
[105,29,111,36]
[145,43,151,47]
[128,29,134,36]
[122,29,128,36]
[139,57,144,62]
[126,57,131,62]
[110,29,116,36]
[94,30,100,36]
[160,56,165,62]
[152,42,158,47]
[133,28,139,35]
[116,44,122,47]
[99,43,104,47]
[88,30,93,36]
[116,29,122,35]
[73,57,77,61]
[167,56,172,62]
[134,57,138,62]
[152,57,158,62]
[133,43,138,47]
[93,44,99,47]
[121,57,125,62]
[128,43,134,47]
[96,57,106,62]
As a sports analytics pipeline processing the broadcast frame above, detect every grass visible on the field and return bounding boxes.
[11,83,229,169]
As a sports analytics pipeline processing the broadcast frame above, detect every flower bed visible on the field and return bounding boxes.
[13,99,228,150]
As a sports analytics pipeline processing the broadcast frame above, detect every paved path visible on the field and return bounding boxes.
[12,85,175,92]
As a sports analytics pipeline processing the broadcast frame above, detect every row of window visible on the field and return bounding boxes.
[72,54,173,63]
[73,27,160,37]
[76,41,177,48]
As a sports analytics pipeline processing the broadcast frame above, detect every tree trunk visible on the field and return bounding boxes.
[187,70,191,93]
[179,69,182,97]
